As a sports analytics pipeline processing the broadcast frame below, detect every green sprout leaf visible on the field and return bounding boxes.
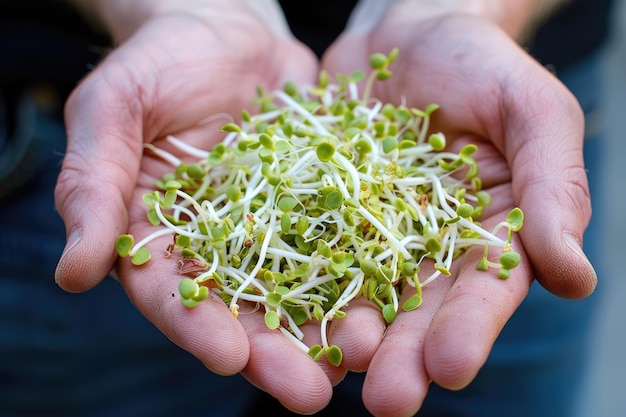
[476,256,489,271]
[369,52,388,70]
[425,237,442,254]
[326,345,343,366]
[457,203,474,219]
[382,304,396,323]
[382,136,398,153]
[499,251,521,270]
[354,139,372,155]
[506,208,524,231]
[278,196,299,213]
[130,247,151,266]
[116,234,134,257]
[308,345,324,362]
[179,278,199,299]
[428,133,446,151]
[280,213,292,234]
[142,193,157,207]
[226,184,242,203]
[266,292,282,308]
[264,310,281,330]
[316,142,335,162]
[181,298,200,308]
[221,122,241,133]
[497,268,511,280]
[319,189,343,210]
[402,294,423,311]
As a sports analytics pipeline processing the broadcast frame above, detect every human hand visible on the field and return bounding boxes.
[322,4,596,416]
[54,1,347,412]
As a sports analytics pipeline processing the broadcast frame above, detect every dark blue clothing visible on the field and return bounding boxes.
[0,82,257,417]
[0,0,612,415]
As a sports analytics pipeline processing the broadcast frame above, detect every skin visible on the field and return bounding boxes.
[55,0,595,415]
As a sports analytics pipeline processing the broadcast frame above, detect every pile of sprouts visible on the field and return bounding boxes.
[116,49,523,366]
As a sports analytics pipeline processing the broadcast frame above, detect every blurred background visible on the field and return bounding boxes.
[0,1,623,416]
[577,0,626,416]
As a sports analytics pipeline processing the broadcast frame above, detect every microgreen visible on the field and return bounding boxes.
[115,49,524,366]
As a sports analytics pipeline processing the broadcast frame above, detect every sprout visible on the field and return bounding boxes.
[402,294,423,312]
[116,49,524,367]
[116,234,134,257]
[264,310,281,329]
[316,142,336,162]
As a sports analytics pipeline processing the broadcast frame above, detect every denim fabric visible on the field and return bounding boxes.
[0,89,257,417]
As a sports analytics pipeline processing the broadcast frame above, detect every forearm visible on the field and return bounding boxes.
[463,0,571,40]
[351,0,571,41]
[67,0,289,43]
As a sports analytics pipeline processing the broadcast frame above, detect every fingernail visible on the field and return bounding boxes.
[55,227,81,284]
[564,233,585,258]
[564,233,597,277]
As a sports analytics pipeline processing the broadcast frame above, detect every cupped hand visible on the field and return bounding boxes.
[322,10,596,417]
[53,5,345,413]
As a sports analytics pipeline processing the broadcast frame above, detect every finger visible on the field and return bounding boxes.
[299,320,349,386]
[503,67,596,298]
[321,33,370,78]
[328,297,386,372]
[238,306,334,414]
[271,38,320,89]
[55,70,144,292]
[361,271,453,417]
[424,243,531,392]
[117,231,250,375]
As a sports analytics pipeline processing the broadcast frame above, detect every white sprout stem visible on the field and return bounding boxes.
[458,216,506,244]
[143,143,181,167]
[285,150,316,176]
[443,228,457,270]
[390,281,399,312]
[334,270,365,308]
[265,247,313,263]
[319,269,364,350]
[197,112,234,126]
[282,272,338,300]
[229,215,277,309]
[420,270,443,287]
[129,227,174,255]
[348,81,359,101]
[171,203,198,223]
[332,153,362,201]
[357,206,412,259]
[153,204,211,241]
[427,173,460,219]
[176,189,216,225]
[279,327,309,351]
[274,90,332,136]
[216,266,268,298]
[166,135,209,159]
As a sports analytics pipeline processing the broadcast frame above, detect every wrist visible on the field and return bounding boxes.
[389,0,533,37]
[68,0,290,43]
[350,0,569,40]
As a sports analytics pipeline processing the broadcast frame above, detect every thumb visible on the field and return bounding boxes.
[508,75,597,299]
[54,72,143,292]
